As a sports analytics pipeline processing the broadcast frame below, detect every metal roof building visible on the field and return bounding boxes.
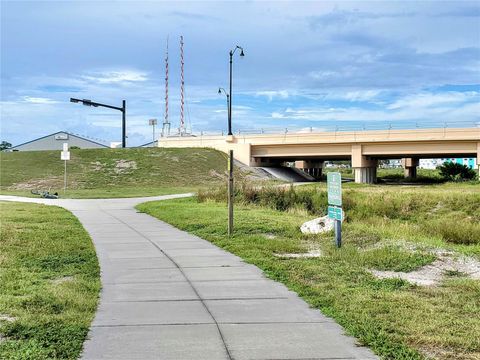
[10,131,108,151]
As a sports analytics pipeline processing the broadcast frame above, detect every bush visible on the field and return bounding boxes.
[437,162,477,181]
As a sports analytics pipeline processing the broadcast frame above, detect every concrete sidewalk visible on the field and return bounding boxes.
[1,195,377,360]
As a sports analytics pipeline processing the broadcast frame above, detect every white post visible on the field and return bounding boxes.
[62,143,69,195]
[64,159,67,194]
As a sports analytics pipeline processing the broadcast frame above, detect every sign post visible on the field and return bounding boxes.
[327,172,342,248]
[227,150,234,236]
[61,143,70,194]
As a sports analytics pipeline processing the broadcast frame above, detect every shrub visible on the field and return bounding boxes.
[437,162,476,181]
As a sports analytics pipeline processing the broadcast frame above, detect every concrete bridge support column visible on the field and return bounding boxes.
[401,158,419,178]
[295,160,323,179]
[351,144,377,184]
[354,167,377,184]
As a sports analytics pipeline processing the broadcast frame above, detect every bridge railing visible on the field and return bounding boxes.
[191,120,479,137]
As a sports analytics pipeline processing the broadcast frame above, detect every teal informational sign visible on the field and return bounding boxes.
[327,172,342,206]
[328,206,343,221]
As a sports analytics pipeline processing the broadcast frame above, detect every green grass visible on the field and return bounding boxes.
[0,202,100,359]
[137,183,480,360]
[0,147,227,198]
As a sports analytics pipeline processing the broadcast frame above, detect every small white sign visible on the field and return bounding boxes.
[63,143,69,152]
[61,151,70,161]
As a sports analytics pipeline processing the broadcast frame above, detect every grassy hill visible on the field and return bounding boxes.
[0,147,227,198]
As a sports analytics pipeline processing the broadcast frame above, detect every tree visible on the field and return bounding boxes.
[437,161,476,181]
[0,141,12,151]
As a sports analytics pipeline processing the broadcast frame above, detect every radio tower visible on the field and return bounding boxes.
[179,35,185,136]
[161,37,171,137]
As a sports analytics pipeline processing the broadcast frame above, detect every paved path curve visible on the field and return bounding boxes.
[1,194,377,360]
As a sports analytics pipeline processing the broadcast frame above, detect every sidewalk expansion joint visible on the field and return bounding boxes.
[105,210,234,360]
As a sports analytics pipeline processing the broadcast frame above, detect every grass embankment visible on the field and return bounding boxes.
[138,183,480,360]
[0,147,227,198]
[0,202,100,359]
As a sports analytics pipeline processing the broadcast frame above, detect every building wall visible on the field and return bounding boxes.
[11,132,107,151]
[419,158,478,169]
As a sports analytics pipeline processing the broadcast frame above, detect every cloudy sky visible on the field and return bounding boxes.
[1,0,479,146]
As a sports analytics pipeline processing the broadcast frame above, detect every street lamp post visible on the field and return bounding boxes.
[228,45,244,136]
[70,98,127,148]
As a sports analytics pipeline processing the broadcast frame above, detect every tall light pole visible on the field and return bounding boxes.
[70,98,127,148]
[228,45,245,136]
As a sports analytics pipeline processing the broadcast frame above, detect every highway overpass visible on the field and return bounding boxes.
[158,127,480,183]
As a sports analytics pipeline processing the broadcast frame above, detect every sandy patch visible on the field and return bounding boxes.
[51,276,75,285]
[8,177,62,190]
[114,160,137,174]
[209,169,225,179]
[91,161,105,171]
[0,314,16,323]
[275,249,323,259]
[370,252,480,286]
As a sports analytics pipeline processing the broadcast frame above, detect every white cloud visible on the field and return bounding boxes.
[22,96,58,104]
[268,91,480,127]
[342,90,383,102]
[256,90,291,101]
[82,70,149,84]
[387,91,478,110]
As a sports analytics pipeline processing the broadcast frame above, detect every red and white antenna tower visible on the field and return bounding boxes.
[162,37,170,137]
[179,35,185,136]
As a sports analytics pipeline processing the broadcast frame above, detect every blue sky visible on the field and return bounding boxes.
[1,1,479,146]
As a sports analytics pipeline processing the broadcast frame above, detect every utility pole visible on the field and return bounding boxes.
[228,150,234,236]
[122,100,126,148]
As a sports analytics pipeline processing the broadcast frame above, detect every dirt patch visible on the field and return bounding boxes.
[369,251,480,286]
[0,314,16,323]
[51,276,74,285]
[91,161,105,171]
[209,169,225,180]
[8,177,62,190]
[419,345,471,360]
[264,233,276,239]
[114,160,137,174]
[275,249,323,259]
